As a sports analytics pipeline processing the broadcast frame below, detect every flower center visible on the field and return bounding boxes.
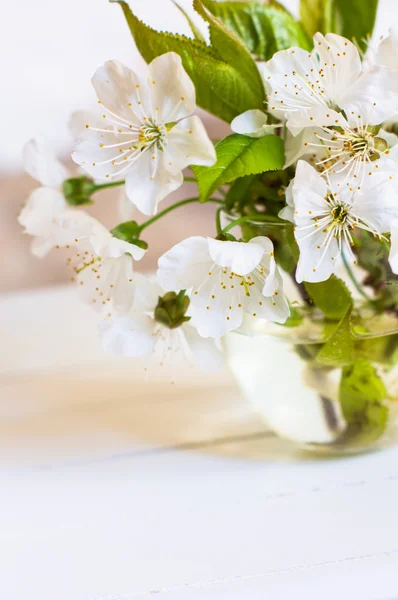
[331,204,349,224]
[136,120,167,151]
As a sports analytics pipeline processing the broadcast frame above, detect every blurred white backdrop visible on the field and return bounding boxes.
[1,0,397,173]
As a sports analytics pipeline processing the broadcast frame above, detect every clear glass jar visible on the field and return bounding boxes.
[225,313,398,454]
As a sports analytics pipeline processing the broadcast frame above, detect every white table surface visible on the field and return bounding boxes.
[1,285,398,599]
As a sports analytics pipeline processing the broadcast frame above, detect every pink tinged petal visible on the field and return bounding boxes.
[165,116,216,174]
[99,314,155,357]
[339,66,398,126]
[91,60,149,125]
[207,238,264,276]
[389,219,398,274]
[313,33,362,104]
[182,325,224,371]
[23,138,69,189]
[231,110,275,138]
[124,150,183,216]
[18,187,66,237]
[157,236,212,291]
[148,52,196,123]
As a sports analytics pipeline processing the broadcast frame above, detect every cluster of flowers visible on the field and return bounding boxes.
[18,29,398,373]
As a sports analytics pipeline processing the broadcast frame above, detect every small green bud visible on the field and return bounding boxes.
[154,291,191,329]
[111,221,148,251]
[216,233,236,241]
[62,176,95,206]
[369,152,381,162]
[373,137,388,153]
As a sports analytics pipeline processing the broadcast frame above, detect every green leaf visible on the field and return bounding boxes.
[338,358,388,446]
[193,133,285,202]
[112,0,264,122]
[305,275,352,320]
[200,0,311,60]
[300,0,378,51]
[111,220,141,242]
[171,1,206,43]
[317,309,355,367]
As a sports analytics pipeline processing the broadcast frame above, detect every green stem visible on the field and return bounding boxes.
[183,176,197,183]
[215,207,223,235]
[92,180,125,192]
[342,252,371,300]
[138,197,223,233]
[222,214,286,235]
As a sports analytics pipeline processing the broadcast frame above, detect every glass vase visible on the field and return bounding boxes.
[225,312,398,454]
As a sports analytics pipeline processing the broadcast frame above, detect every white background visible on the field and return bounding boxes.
[1,0,397,171]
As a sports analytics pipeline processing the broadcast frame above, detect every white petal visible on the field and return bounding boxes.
[91,60,148,125]
[182,325,224,371]
[296,229,340,283]
[286,107,346,135]
[231,110,276,138]
[293,160,327,203]
[118,189,138,221]
[165,116,216,173]
[18,187,66,237]
[284,127,322,168]
[125,150,183,216]
[71,110,136,181]
[189,269,244,338]
[278,180,294,222]
[148,52,196,123]
[373,26,398,71]
[23,138,69,188]
[207,238,264,276]
[99,314,155,357]
[157,236,212,291]
[314,33,361,103]
[352,172,398,233]
[246,268,289,323]
[131,273,162,313]
[90,231,146,261]
[389,219,398,274]
[340,66,398,126]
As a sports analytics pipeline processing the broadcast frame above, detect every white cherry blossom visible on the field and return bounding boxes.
[18,138,69,257]
[157,236,289,338]
[51,210,146,312]
[263,33,398,179]
[71,52,216,216]
[281,160,398,283]
[100,274,223,373]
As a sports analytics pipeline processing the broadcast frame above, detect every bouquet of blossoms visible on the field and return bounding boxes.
[19,0,398,451]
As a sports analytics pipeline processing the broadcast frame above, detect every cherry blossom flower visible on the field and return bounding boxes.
[281,160,398,283]
[51,210,146,312]
[100,274,223,373]
[157,236,289,338]
[263,33,398,179]
[18,138,69,257]
[71,52,216,216]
